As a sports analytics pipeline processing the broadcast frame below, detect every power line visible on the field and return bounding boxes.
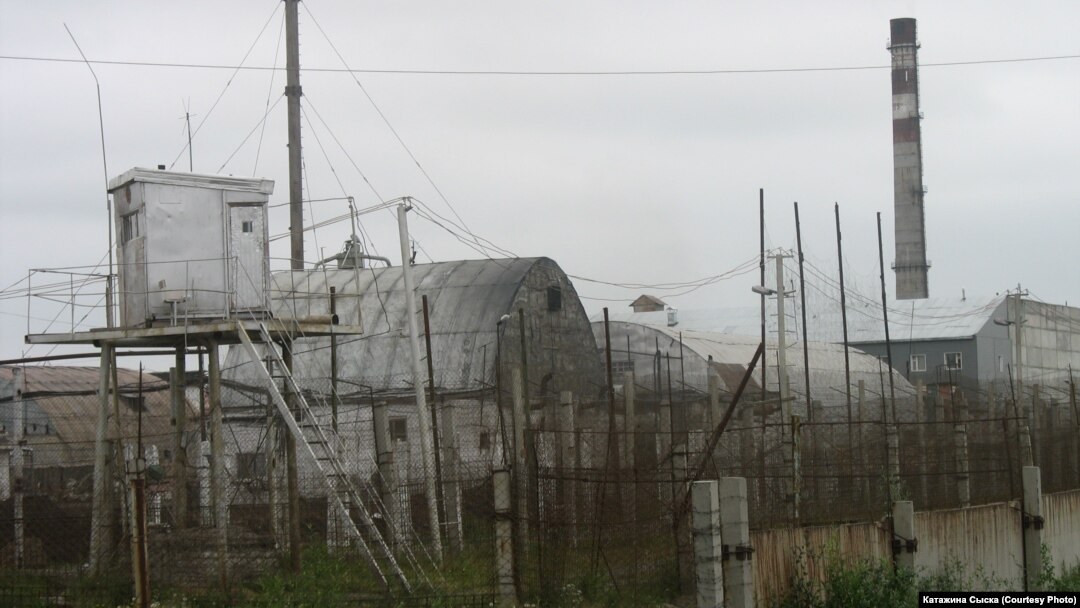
[4,53,1078,76]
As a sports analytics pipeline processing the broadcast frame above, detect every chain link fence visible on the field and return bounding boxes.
[1,363,1077,605]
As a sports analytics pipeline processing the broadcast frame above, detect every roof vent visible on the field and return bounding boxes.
[667,307,678,327]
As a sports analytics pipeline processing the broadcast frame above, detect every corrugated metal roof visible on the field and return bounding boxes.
[596,295,1007,344]
[226,257,549,390]
[0,366,167,397]
[0,366,196,452]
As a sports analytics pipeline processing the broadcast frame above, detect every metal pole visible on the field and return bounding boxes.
[759,189,767,404]
[876,213,897,422]
[422,294,447,545]
[330,286,338,433]
[774,255,791,419]
[835,204,854,455]
[794,203,811,419]
[397,202,443,561]
[171,354,189,529]
[285,0,304,270]
[12,368,25,568]
[207,341,229,589]
[281,339,302,571]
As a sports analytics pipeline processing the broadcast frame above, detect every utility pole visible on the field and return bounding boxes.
[398,201,443,562]
[774,253,791,416]
[285,0,304,270]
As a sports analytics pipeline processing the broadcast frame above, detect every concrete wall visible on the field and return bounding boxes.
[749,489,1080,605]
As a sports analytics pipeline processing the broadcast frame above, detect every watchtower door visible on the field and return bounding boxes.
[227,204,267,311]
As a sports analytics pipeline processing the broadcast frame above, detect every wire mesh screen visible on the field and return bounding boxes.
[0,364,1077,605]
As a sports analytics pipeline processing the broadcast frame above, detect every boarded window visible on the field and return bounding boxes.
[389,416,408,442]
[236,452,266,481]
[547,286,562,312]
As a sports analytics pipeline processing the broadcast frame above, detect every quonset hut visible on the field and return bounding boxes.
[591,321,915,425]
[221,257,604,489]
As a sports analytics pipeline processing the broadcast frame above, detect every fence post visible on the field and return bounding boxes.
[267,413,284,550]
[170,363,189,529]
[557,391,576,546]
[891,500,916,572]
[12,367,25,569]
[510,368,529,580]
[886,424,900,494]
[198,440,212,526]
[372,400,401,544]
[90,346,115,573]
[624,372,636,470]
[440,404,463,552]
[791,414,801,523]
[955,402,971,508]
[691,480,723,608]
[1022,466,1043,591]
[719,477,753,608]
[208,341,229,590]
[493,469,518,607]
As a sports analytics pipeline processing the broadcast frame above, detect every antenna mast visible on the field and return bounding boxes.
[285,0,304,270]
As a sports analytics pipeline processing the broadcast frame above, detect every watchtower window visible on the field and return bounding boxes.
[121,212,141,243]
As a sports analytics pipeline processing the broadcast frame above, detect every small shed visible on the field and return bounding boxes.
[107,168,275,327]
[630,294,667,313]
[0,366,198,499]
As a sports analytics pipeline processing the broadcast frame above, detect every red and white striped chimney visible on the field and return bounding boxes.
[889,18,930,300]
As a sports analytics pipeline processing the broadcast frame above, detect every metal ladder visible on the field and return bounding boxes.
[236,321,430,593]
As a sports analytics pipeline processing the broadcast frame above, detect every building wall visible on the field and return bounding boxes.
[854,337,979,390]
[1021,300,1080,388]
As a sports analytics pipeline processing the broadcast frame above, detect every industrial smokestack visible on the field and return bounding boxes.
[889,17,930,300]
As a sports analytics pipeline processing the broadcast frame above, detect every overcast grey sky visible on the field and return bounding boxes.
[1,1,1078,366]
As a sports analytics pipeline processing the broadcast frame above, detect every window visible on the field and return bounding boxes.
[121,212,141,243]
[478,431,491,452]
[241,220,254,233]
[389,417,408,442]
[998,355,1005,373]
[236,452,266,481]
[612,359,635,375]
[945,352,963,370]
[909,354,926,373]
[547,286,563,312]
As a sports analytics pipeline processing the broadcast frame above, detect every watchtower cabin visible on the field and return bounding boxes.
[107,168,274,328]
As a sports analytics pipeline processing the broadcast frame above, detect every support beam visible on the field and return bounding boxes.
[90,345,114,574]
[208,342,229,589]
[171,356,189,529]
